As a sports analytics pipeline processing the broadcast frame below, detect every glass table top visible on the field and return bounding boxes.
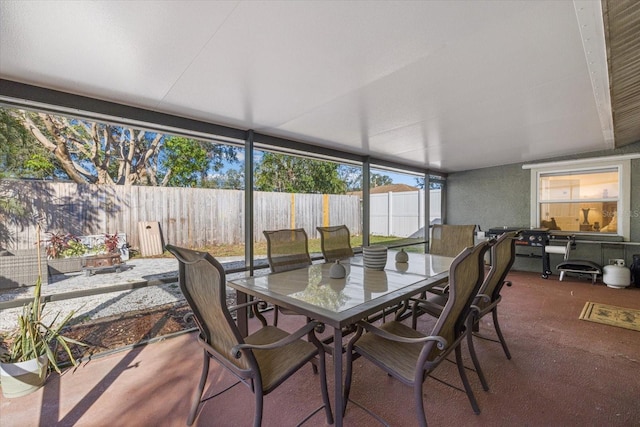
[232,252,452,314]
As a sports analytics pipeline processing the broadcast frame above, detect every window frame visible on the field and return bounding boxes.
[528,157,631,240]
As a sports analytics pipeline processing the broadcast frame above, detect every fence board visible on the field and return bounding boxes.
[1,181,362,251]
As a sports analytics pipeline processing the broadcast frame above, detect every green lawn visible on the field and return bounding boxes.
[148,235,425,259]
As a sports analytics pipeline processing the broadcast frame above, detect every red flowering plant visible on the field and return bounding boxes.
[103,234,120,254]
[43,232,80,259]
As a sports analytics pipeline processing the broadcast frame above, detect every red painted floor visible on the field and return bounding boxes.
[1,270,639,426]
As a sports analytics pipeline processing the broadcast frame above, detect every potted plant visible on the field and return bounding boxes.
[62,240,88,258]
[103,233,120,255]
[0,274,85,398]
[43,232,76,259]
[45,232,86,275]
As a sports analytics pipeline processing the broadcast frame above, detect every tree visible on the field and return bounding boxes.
[2,107,237,186]
[0,109,57,179]
[335,168,393,192]
[415,177,443,190]
[370,173,393,188]
[219,168,245,190]
[202,168,245,190]
[254,153,346,194]
[338,165,362,192]
[161,136,236,187]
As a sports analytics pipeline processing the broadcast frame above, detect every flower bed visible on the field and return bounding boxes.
[44,233,129,277]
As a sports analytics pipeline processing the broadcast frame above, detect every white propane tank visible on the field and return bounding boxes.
[603,259,631,289]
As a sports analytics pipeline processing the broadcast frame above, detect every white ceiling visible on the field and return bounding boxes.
[0,0,614,173]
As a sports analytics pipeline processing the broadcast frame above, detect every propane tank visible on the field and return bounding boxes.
[602,259,631,289]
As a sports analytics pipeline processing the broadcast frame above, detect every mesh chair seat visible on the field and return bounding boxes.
[353,320,425,382]
[245,325,317,392]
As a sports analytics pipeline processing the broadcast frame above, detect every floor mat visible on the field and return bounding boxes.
[579,302,640,332]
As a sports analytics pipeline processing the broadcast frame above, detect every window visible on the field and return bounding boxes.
[527,157,634,240]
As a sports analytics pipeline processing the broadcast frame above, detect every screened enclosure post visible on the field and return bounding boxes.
[238,129,254,337]
[244,129,254,274]
[362,157,371,247]
[425,172,430,252]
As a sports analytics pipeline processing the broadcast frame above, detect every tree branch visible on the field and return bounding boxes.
[13,111,90,184]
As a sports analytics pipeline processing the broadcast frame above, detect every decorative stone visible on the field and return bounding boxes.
[395,262,409,272]
[329,260,346,279]
[395,249,409,263]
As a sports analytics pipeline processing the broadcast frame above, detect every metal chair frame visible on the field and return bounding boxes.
[343,241,491,426]
[410,231,517,398]
[166,244,333,427]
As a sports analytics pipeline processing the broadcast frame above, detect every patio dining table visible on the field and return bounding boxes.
[227,250,454,426]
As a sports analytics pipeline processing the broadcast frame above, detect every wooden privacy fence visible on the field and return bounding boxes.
[0,180,361,251]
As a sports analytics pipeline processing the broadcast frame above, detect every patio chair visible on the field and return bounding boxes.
[343,240,491,426]
[429,224,476,257]
[420,223,477,297]
[412,231,517,365]
[166,245,333,427]
[317,225,354,262]
[263,228,312,326]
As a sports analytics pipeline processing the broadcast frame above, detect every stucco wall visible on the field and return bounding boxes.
[447,163,530,231]
[447,141,640,274]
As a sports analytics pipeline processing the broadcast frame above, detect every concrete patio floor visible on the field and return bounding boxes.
[1,270,639,426]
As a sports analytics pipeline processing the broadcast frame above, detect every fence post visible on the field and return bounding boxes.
[290,193,296,228]
[388,191,393,236]
[323,194,330,227]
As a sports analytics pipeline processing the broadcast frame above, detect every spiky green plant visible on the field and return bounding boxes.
[0,277,85,373]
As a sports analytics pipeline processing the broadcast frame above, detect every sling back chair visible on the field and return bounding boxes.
[263,228,313,326]
[429,224,476,257]
[426,224,477,296]
[391,224,476,324]
[317,225,354,262]
[263,228,312,273]
[343,240,491,426]
[412,232,517,375]
[166,245,333,427]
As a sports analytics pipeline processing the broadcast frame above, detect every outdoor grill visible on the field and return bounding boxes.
[488,227,553,278]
